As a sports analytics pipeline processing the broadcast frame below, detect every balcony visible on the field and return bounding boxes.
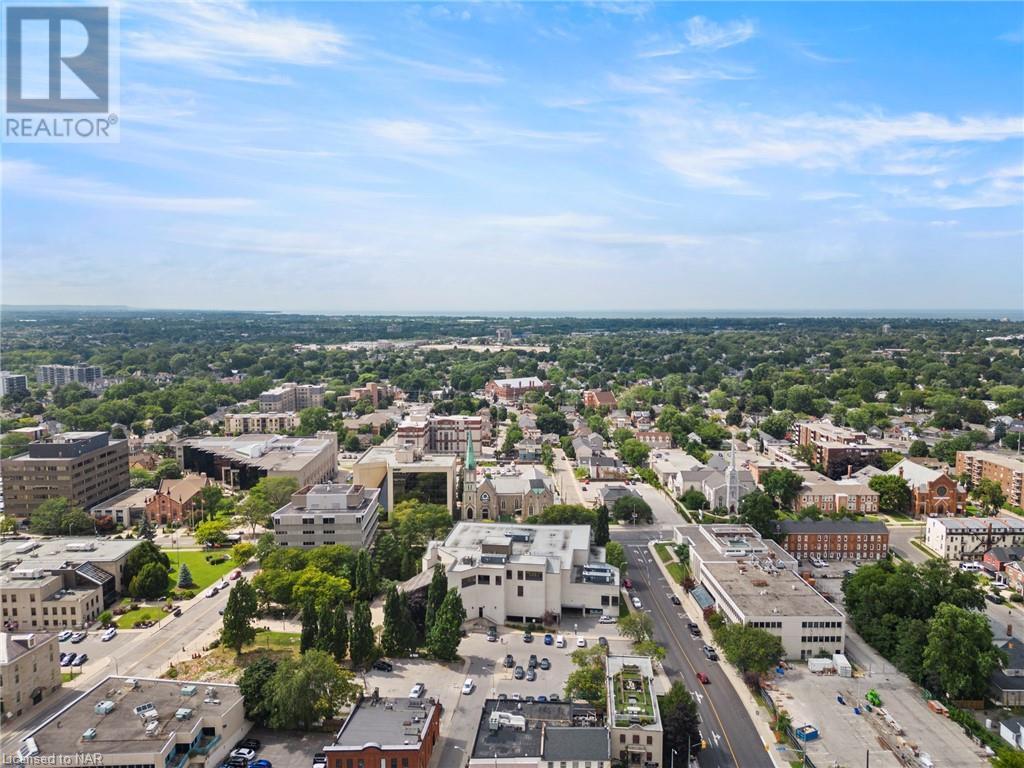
[190,734,221,756]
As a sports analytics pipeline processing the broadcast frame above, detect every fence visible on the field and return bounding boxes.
[755,684,819,768]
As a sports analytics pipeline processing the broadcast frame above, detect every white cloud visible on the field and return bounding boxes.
[684,16,756,50]
[376,53,504,84]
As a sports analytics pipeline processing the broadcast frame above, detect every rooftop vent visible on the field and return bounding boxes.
[94,700,115,715]
[180,685,197,696]
[82,728,97,741]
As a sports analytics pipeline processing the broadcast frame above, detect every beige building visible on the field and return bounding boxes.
[223,411,301,435]
[271,483,381,549]
[1,431,129,519]
[924,516,1024,561]
[606,655,663,768]
[91,488,154,527]
[16,676,247,768]
[258,382,325,412]
[1,571,105,632]
[793,474,879,514]
[0,632,61,721]
[421,523,619,625]
[352,442,458,514]
[176,433,337,491]
[0,537,146,600]
[395,414,487,455]
[956,451,1024,508]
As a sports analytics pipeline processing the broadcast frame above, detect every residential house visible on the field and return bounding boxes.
[583,390,617,410]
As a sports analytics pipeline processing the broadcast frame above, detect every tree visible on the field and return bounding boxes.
[176,562,195,588]
[198,484,224,520]
[869,474,912,516]
[759,412,794,440]
[249,476,299,510]
[618,612,654,644]
[530,504,597,526]
[425,564,448,633]
[564,646,607,709]
[714,623,784,677]
[373,531,403,580]
[331,606,349,662]
[267,650,360,730]
[797,504,823,521]
[129,562,169,599]
[137,515,156,540]
[28,497,94,535]
[993,752,1024,768]
[349,601,375,668]
[662,681,703,757]
[738,491,777,538]
[426,588,466,661]
[155,458,182,481]
[541,443,555,473]
[620,439,651,468]
[922,604,1004,700]
[237,494,273,539]
[605,541,627,573]
[972,478,1007,513]
[0,514,16,536]
[194,519,229,547]
[123,541,171,586]
[221,577,258,653]
[300,601,318,654]
[297,406,332,435]
[594,505,610,546]
[255,531,278,562]
[680,488,709,511]
[612,495,653,524]
[381,585,415,657]
[315,600,335,654]
[760,468,804,510]
[239,657,278,726]
[353,549,379,601]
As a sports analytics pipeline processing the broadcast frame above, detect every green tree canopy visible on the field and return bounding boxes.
[869,474,912,515]
[221,577,258,653]
[923,604,1004,700]
[267,650,360,731]
[738,491,777,537]
[29,497,94,536]
[427,588,466,661]
[129,561,169,599]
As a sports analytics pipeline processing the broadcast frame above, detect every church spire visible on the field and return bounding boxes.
[465,428,476,470]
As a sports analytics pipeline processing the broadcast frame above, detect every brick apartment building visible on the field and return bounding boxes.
[144,474,212,525]
[324,695,441,768]
[633,430,673,449]
[777,519,890,561]
[956,451,1024,508]
[0,431,129,519]
[258,382,326,413]
[793,475,879,515]
[395,414,485,456]
[797,420,886,479]
[583,389,617,409]
[345,381,402,408]
[485,376,549,402]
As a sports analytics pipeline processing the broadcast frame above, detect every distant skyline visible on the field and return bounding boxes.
[3,1,1022,312]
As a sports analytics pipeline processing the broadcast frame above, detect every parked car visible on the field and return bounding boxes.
[688,623,702,637]
[548,694,561,702]
[555,635,566,648]
[576,637,587,648]
[670,595,681,606]
[623,578,633,589]
[250,761,272,768]
[312,754,327,768]
[462,678,475,695]
[543,633,554,645]
[631,597,643,609]
[230,570,242,580]
[172,607,182,617]
[598,614,616,624]
[539,657,551,670]
[231,748,256,762]
[703,645,718,661]
[597,637,608,647]
[497,693,508,701]
[60,653,73,666]
[536,695,548,703]
[70,632,86,644]
[101,628,117,642]
[487,627,498,642]
[696,672,710,685]
[514,666,525,680]
[409,683,425,699]
[528,654,538,669]
[57,631,72,642]
[72,653,88,666]
[987,593,1006,605]
[525,668,537,682]
[523,631,534,643]
[234,739,261,752]
[372,659,394,672]
[206,587,219,598]
[504,654,515,668]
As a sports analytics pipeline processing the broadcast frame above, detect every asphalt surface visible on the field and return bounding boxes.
[614,528,774,768]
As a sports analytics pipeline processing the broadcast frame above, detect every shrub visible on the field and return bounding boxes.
[1011,594,1023,603]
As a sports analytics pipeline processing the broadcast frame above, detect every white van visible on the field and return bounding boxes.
[555,635,566,648]
[958,562,982,573]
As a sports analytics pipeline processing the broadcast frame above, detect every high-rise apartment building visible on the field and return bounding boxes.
[258,382,325,413]
[956,451,1024,508]
[35,364,103,388]
[0,372,29,398]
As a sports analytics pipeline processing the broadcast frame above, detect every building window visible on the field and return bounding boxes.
[517,586,524,597]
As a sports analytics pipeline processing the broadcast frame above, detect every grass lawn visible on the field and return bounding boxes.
[654,542,673,563]
[666,562,686,584]
[167,630,302,682]
[165,549,236,591]
[116,605,168,629]
[61,671,76,683]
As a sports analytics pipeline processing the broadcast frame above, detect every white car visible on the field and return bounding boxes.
[462,678,475,695]
[101,628,117,642]
[57,630,72,642]
[409,682,425,699]
[205,587,219,598]
[230,748,256,762]
[576,637,587,647]
[218,581,230,590]
[632,597,643,609]
[598,614,615,624]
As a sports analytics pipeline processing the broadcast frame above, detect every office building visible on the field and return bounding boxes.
[271,483,380,549]
[1,431,129,519]
[0,632,61,721]
[606,655,663,768]
[176,433,336,491]
[324,694,441,768]
[924,516,1024,561]
[91,488,153,527]
[396,414,484,456]
[35,364,103,389]
[352,442,458,514]
[485,377,549,402]
[258,382,325,413]
[0,371,29,398]
[885,459,966,516]
[776,519,890,561]
[420,522,619,625]
[469,699,608,768]
[956,451,1024,509]
[223,411,301,435]
[16,676,245,768]
[675,524,846,660]
[797,420,886,479]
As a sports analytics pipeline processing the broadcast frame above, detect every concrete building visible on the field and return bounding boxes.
[16,676,246,768]
[324,694,441,768]
[797,420,886,479]
[0,371,29,398]
[485,377,549,402]
[0,632,60,720]
[421,523,619,625]
[924,516,1024,561]
[345,381,403,408]
[271,483,380,549]
[956,451,1024,508]
[633,431,672,449]
[675,524,846,660]
[223,411,301,435]
[145,474,213,525]
[90,488,153,527]
[469,699,608,768]
[176,433,336,491]
[793,474,879,515]
[1,431,130,519]
[776,519,890,561]
[35,364,103,389]
[352,442,458,514]
[583,390,617,410]
[258,382,325,413]
[606,655,663,768]
[885,459,965,516]
[462,439,554,521]
[396,414,484,456]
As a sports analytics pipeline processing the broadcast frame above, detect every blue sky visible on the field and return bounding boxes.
[3,1,1023,313]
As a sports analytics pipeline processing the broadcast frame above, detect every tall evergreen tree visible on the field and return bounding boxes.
[221,577,258,654]
[373,532,403,581]
[137,515,155,540]
[426,588,466,661]
[594,505,610,546]
[176,562,195,588]
[400,548,416,580]
[349,600,375,668]
[300,600,318,654]
[398,591,419,652]
[425,564,448,633]
[332,606,349,662]
[353,549,378,601]
[315,600,335,653]
[380,585,405,657]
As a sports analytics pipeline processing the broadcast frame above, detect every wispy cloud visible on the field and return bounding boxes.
[793,43,850,64]
[376,53,504,84]
[684,16,757,50]
[998,29,1024,44]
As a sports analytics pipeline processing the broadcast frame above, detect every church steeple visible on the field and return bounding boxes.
[465,428,476,470]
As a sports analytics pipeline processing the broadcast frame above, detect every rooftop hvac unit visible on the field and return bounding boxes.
[94,700,115,715]
[82,728,97,741]
[133,702,155,717]
[180,685,197,696]
[14,542,38,554]
[174,708,193,721]
[145,720,160,736]
[11,569,45,580]
[65,542,97,552]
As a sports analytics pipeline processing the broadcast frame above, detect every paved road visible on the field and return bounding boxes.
[552,448,586,506]
[635,483,686,528]
[614,528,774,768]
[886,523,927,564]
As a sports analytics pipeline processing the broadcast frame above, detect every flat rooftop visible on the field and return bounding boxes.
[606,656,661,729]
[928,516,1024,532]
[704,560,844,619]
[354,444,458,470]
[471,699,598,760]
[676,523,796,566]
[333,696,438,750]
[22,676,241,758]
[179,434,333,472]
[0,537,142,570]
[91,488,154,511]
[440,523,593,574]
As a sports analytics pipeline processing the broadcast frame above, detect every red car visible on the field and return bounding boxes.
[622,578,633,589]
[696,672,710,685]
[229,570,242,581]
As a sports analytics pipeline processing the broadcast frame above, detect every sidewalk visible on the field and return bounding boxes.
[646,541,785,768]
